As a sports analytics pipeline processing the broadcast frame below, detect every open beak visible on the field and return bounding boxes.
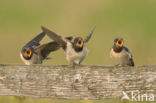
[77,39,83,47]
[25,49,32,57]
[117,39,123,47]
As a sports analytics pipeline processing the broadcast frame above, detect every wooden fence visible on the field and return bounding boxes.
[0,64,155,100]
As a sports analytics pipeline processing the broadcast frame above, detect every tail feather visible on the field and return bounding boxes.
[129,58,135,66]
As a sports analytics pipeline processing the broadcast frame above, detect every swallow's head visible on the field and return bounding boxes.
[114,37,124,47]
[74,37,84,47]
[21,47,34,60]
[73,37,84,52]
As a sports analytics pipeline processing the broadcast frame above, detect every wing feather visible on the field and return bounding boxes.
[34,41,60,59]
[83,26,96,43]
[41,26,72,46]
[24,32,45,48]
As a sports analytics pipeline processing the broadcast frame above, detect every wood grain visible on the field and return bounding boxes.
[0,64,155,100]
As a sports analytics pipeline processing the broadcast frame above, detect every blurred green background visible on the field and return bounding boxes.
[0,0,156,103]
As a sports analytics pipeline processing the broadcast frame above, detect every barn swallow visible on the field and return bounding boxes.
[20,32,60,65]
[41,26,95,65]
[110,37,134,66]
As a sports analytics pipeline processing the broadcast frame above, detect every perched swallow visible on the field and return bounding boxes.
[20,32,60,65]
[110,37,134,66]
[42,26,95,65]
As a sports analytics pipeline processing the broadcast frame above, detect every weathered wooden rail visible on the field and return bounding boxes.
[0,64,155,100]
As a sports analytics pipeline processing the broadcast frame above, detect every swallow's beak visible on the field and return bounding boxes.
[77,39,83,47]
[117,39,123,47]
[24,49,32,57]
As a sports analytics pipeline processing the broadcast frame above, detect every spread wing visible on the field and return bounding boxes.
[34,41,60,59]
[23,32,45,48]
[41,26,72,47]
[83,26,96,43]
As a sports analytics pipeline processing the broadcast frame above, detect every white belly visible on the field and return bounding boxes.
[110,48,131,65]
[20,53,42,65]
[65,43,88,65]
